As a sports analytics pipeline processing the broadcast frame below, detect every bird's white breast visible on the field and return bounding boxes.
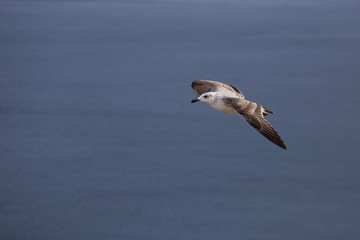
[207,99,239,115]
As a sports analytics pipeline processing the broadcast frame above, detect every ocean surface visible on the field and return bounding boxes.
[1,0,360,239]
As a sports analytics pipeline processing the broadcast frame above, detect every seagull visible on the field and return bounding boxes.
[191,80,287,149]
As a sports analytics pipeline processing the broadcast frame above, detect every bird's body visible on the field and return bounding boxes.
[205,93,239,115]
[191,80,287,149]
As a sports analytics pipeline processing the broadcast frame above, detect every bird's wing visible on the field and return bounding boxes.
[226,98,287,149]
[191,80,244,98]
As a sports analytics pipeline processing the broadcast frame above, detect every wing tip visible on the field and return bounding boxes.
[191,79,204,87]
[279,142,287,150]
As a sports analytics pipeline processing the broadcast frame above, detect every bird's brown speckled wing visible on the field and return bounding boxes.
[191,80,244,99]
[226,98,287,149]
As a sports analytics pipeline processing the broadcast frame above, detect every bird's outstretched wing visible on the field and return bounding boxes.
[191,80,244,99]
[226,98,287,149]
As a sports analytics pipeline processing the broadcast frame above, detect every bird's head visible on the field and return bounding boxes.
[191,92,216,104]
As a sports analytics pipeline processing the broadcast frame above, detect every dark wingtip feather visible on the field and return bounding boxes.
[279,143,287,150]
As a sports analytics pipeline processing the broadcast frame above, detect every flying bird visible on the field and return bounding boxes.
[191,80,287,149]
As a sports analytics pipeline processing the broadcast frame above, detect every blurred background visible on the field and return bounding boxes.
[1,0,360,239]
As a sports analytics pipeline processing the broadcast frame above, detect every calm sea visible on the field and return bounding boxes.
[1,0,360,239]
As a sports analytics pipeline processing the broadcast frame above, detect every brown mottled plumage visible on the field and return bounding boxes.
[191,80,287,149]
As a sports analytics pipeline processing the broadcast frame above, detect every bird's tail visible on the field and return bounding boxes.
[263,106,275,116]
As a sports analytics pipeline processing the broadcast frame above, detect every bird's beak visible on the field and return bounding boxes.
[191,98,200,103]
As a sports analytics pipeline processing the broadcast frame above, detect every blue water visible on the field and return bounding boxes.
[1,0,360,239]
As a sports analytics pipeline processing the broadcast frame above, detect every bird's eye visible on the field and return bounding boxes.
[204,95,208,98]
